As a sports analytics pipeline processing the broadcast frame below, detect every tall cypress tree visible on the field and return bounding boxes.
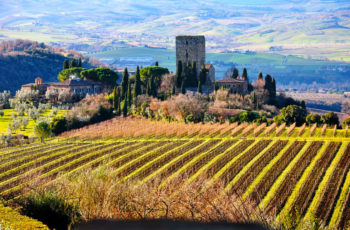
[115,87,121,115]
[271,77,276,98]
[242,68,248,81]
[127,82,132,107]
[113,87,117,110]
[214,82,219,91]
[258,72,263,81]
[232,68,239,79]
[121,68,129,99]
[199,64,207,85]
[264,74,273,97]
[63,60,69,70]
[155,61,159,67]
[146,78,151,96]
[77,58,82,67]
[192,61,198,87]
[122,99,128,117]
[197,81,202,94]
[133,66,141,100]
[69,59,77,68]
[176,60,183,88]
[181,80,186,94]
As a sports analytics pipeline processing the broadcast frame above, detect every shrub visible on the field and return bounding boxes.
[342,118,350,128]
[273,105,307,126]
[19,190,80,230]
[321,112,339,127]
[306,113,321,126]
[50,117,68,135]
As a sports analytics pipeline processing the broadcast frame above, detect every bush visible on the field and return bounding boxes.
[306,113,321,126]
[19,190,80,230]
[343,118,350,128]
[230,111,259,123]
[273,105,307,126]
[321,112,339,127]
[50,117,68,135]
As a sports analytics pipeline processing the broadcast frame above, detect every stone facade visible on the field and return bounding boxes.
[205,64,215,84]
[216,77,248,95]
[176,35,205,78]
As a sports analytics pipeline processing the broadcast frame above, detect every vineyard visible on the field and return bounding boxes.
[1,117,350,229]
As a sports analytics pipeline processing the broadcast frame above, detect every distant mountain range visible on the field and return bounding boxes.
[0,0,349,62]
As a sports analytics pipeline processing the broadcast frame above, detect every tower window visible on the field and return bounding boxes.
[186,52,188,59]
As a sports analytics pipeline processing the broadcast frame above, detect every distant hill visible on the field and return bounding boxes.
[0,40,102,93]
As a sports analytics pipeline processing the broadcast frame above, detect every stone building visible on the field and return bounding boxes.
[205,64,215,84]
[176,35,206,79]
[21,77,103,96]
[216,77,248,94]
[176,35,215,85]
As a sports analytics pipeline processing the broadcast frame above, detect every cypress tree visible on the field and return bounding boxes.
[242,68,248,81]
[232,68,239,79]
[146,78,151,96]
[176,60,183,88]
[271,77,276,98]
[199,64,207,85]
[122,99,128,117]
[69,59,77,68]
[214,82,219,91]
[133,66,141,100]
[116,87,121,115]
[197,81,202,94]
[63,60,69,70]
[77,58,82,67]
[150,75,157,97]
[181,80,186,94]
[121,68,129,99]
[192,61,198,87]
[127,82,132,107]
[113,87,117,110]
[172,85,176,95]
[155,61,159,67]
[258,72,263,81]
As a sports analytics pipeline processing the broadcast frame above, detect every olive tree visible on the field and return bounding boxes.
[34,122,51,143]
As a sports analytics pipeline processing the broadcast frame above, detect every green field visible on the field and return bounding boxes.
[0,109,66,136]
[89,47,348,86]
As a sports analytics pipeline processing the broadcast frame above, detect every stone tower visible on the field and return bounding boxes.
[176,35,205,78]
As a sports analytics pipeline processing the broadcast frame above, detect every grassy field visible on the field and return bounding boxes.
[0,117,350,228]
[0,109,66,136]
[89,47,348,87]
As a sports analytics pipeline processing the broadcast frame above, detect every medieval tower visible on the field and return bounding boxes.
[176,35,205,78]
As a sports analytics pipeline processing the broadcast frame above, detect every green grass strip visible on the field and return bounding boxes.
[259,141,312,210]
[276,141,330,222]
[242,140,294,200]
[303,142,349,221]
[224,140,278,193]
[329,160,350,227]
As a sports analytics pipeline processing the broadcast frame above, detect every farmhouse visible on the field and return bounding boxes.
[21,77,103,95]
[216,77,248,94]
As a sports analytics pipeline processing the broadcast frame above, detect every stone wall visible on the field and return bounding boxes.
[176,36,205,78]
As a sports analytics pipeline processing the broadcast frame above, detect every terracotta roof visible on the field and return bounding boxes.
[49,79,102,87]
[216,77,246,83]
[205,64,213,70]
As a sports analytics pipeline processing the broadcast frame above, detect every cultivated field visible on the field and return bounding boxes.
[1,117,350,228]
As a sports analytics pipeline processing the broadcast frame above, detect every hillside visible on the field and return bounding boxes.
[0,0,349,61]
[0,117,350,228]
[0,40,98,93]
